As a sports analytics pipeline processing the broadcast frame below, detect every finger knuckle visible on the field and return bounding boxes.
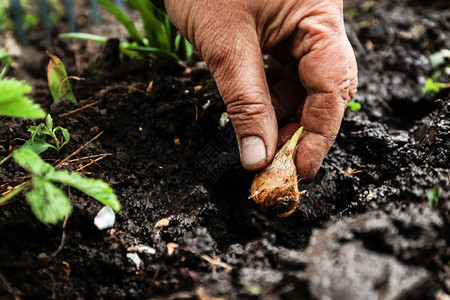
[349,82,358,100]
[307,92,342,119]
[226,95,270,125]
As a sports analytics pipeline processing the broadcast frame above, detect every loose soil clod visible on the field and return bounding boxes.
[250,127,306,217]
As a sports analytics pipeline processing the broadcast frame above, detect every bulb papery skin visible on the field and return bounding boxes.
[249,141,301,217]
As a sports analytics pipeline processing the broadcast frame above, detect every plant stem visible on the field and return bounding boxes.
[288,126,304,150]
[50,132,60,151]
[0,64,9,79]
[0,181,31,206]
[0,154,12,167]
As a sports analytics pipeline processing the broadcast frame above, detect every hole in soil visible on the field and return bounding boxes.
[382,98,438,130]
[208,171,264,250]
[355,232,394,255]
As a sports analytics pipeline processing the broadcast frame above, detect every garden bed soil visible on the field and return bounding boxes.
[0,0,449,299]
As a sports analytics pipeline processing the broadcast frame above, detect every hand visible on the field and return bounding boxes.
[165,0,357,181]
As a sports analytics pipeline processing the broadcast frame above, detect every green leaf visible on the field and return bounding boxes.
[59,33,140,58]
[12,148,54,177]
[422,78,450,97]
[428,186,441,206]
[128,0,169,49]
[28,125,42,141]
[47,51,77,103]
[26,176,72,224]
[48,170,121,212]
[0,50,12,79]
[0,78,46,119]
[431,70,442,80]
[124,45,180,62]
[46,114,53,131]
[54,126,70,149]
[13,148,120,212]
[59,32,108,44]
[347,97,362,111]
[178,37,193,61]
[21,138,54,154]
[29,124,44,142]
[97,0,144,45]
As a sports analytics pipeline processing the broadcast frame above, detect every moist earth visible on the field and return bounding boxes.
[0,0,449,299]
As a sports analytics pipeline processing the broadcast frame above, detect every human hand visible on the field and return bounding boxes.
[165,0,357,181]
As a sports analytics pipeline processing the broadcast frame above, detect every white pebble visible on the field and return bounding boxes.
[219,112,230,128]
[126,253,141,269]
[202,99,211,110]
[94,206,116,230]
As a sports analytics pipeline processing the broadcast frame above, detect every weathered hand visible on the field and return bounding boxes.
[165,0,357,180]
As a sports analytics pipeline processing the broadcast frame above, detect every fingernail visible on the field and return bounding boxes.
[241,136,266,167]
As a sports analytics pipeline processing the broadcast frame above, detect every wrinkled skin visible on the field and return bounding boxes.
[165,0,358,180]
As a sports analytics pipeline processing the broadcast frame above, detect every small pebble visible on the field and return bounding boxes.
[126,253,141,269]
[219,112,230,128]
[94,206,116,230]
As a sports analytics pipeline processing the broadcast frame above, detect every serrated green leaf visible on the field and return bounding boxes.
[47,51,77,103]
[21,138,54,154]
[26,176,72,224]
[13,148,120,213]
[13,148,54,177]
[48,170,121,212]
[0,78,46,119]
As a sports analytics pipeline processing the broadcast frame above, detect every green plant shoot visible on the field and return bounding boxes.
[422,78,450,97]
[0,77,46,119]
[0,50,13,79]
[348,97,361,111]
[21,114,70,154]
[427,186,441,206]
[0,148,120,225]
[47,51,77,103]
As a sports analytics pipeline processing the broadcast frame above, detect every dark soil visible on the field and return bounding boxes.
[1,0,449,299]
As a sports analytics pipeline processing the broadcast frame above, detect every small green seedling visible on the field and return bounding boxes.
[347,97,362,111]
[0,77,46,119]
[0,148,120,224]
[21,114,70,154]
[423,49,450,97]
[47,51,77,103]
[0,50,13,79]
[422,78,450,97]
[427,186,441,206]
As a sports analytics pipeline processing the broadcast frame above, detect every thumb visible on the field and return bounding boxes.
[202,31,278,171]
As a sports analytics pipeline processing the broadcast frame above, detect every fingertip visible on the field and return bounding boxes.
[294,130,330,182]
[240,135,268,171]
[295,147,321,182]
